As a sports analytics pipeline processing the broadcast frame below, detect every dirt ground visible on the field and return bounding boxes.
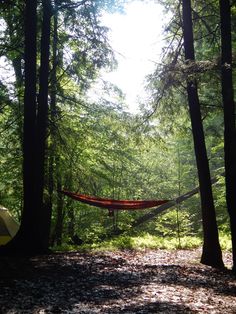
[0,249,235,313]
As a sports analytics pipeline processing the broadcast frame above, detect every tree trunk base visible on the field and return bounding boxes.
[0,231,51,257]
[200,249,225,270]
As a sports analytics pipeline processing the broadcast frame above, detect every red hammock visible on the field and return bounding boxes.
[61,190,169,215]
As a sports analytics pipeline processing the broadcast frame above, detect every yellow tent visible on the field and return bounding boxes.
[0,207,19,245]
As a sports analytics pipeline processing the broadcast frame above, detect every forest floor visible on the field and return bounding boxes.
[0,249,235,313]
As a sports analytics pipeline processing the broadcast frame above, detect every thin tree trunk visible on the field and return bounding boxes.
[182,0,224,268]
[47,6,59,246]
[219,0,236,273]
[52,180,64,246]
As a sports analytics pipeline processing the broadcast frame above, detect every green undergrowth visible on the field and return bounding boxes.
[89,234,202,251]
[53,232,232,252]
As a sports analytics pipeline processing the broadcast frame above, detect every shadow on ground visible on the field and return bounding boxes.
[0,250,235,313]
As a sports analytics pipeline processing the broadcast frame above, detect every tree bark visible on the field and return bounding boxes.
[20,0,38,249]
[0,0,52,255]
[52,181,64,246]
[219,0,236,273]
[35,0,52,250]
[182,0,224,268]
[47,8,59,246]
[0,0,41,255]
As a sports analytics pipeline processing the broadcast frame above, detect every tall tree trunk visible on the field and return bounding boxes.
[20,0,38,248]
[182,0,224,268]
[48,6,59,236]
[0,0,40,254]
[45,0,66,248]
[219,0,236,273]
[0,0,53,255]
[35,0,52,250]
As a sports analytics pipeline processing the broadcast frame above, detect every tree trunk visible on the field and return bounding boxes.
[219,0,236,273]
[0,0,52,255]
[19,0,38,250]
[182,0,224,268]
[48,3,61,247]
[35,0,52,250]
[52,181,64,246]
[0,0,40,255]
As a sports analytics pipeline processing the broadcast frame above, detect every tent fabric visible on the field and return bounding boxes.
[0,207,19,246]
[61,190,169,210]
[0,216,11,236]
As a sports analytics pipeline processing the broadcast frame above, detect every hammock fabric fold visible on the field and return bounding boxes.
[61,190,169,213]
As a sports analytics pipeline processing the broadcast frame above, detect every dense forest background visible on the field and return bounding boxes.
[0,0,235,270]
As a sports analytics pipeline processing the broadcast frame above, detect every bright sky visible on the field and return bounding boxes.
[101,0,166,112]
